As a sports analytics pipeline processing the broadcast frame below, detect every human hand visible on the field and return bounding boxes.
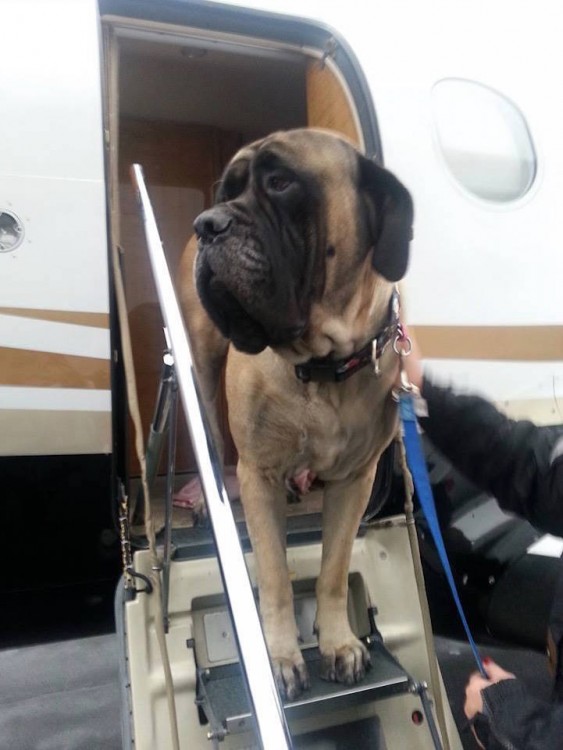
[464,659,516,720]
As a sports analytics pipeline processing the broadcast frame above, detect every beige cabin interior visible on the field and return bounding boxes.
[109,25,360,481]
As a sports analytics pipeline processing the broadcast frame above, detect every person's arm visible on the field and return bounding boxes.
[478,677,563,750]
[397,327,563,532]
[417,377,563,536]
[465,660,563,750]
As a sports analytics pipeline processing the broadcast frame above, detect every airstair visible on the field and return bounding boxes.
[113,166,463,750]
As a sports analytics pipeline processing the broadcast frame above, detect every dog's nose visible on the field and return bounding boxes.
[194,207,232,242]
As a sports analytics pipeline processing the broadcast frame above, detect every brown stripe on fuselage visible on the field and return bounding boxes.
[412,325,563,361]
[0,308,109,329]
[0,347,110,389]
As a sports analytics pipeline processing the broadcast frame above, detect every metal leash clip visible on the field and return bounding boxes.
[391,325,419,400]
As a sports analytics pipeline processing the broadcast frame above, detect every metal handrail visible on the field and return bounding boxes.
[130,164,293,750]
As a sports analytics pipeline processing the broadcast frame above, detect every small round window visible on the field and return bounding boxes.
[0,210,25,252]
[432,78,536,202]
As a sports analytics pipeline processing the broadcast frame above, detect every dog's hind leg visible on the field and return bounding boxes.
[315,468,376,685]
[237,460,310,701]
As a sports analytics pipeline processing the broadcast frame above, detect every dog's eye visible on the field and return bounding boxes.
[266,174,292,193]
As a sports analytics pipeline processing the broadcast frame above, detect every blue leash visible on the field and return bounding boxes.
[399,391,487,678]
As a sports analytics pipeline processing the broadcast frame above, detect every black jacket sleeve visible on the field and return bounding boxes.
[475,678,563,750]
[419,378,563,536]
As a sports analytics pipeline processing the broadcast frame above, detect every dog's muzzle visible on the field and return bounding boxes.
[193,206,232,244]
[194,206,307,353]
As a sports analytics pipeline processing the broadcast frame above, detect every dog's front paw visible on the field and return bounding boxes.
[271,653,311,701]
[319,636,371,685]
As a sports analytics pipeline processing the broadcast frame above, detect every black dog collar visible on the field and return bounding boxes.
[294,288,400,384]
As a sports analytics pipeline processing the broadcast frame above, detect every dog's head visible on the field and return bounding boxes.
[193,128,413,357]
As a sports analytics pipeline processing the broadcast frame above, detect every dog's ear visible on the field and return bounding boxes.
[358,155,413,282]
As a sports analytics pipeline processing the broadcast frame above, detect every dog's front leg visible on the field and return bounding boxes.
[316,469,376,685]
[238,460,310,700]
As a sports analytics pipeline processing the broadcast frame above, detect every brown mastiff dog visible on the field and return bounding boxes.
[178,128,413,700]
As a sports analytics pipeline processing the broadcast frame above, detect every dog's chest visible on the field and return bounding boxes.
[292,379,397,479]
[226,347,399,482]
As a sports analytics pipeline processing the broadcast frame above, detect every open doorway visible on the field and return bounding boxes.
[104,12,363,524]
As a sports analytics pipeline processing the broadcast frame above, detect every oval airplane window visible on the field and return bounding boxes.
[432,78,536,202]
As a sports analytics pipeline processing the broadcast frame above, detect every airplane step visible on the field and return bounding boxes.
[193,637,413,743]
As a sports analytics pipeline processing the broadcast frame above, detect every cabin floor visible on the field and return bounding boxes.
[129,470,323,535]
